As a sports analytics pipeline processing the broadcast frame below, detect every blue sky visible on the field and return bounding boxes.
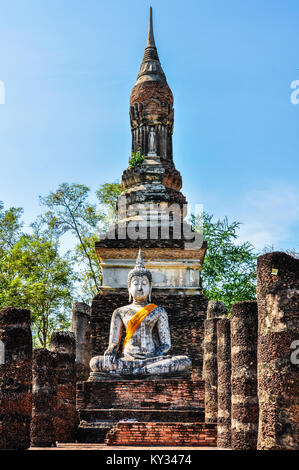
[0,0,298,252]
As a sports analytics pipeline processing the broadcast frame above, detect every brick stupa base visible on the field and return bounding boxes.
[76,377,216,446]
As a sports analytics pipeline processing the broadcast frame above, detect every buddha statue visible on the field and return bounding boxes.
[89,249,191,379]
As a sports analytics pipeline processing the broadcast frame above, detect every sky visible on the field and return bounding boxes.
[0,0,298,253]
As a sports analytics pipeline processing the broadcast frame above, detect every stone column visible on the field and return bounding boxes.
[71,302,91,381]
[31,349,57,447]
[217,318,231,449]
[203,301,227,424]
[50,331,77,442]
[0,307,32,449]
[257,252,299,450]
[231,301,258,450]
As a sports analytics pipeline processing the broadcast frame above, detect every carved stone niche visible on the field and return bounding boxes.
[0,340,5,365]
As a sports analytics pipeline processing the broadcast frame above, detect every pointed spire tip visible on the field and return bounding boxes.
[147,5,155,47]
[134,5,167,85]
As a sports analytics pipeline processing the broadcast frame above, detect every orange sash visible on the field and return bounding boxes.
[122,303,157,352]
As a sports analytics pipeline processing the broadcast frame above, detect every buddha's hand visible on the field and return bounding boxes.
[104,345,118,364]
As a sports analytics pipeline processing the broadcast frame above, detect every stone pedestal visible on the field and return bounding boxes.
[76,377,216,446]
[99,253,203,294]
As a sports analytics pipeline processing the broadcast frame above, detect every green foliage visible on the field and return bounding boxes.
[96,182,122,209]
[191,212,257,311]
[13,232,74,347]
[0,203,25,308]
[96,181,122,229]
[0,203,75,347]
[129,149,145,167]
[40,181,122,302]
[40,182,102,297]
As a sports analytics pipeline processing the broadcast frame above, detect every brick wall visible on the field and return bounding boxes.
[77,378,204,411]
[105,422,217,447]
[0,307,32,450]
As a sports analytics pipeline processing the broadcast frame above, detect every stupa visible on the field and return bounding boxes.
[76,8,215,446]
[91,6,208,380]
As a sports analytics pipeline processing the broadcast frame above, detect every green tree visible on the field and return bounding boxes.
[0,202,75,346]
[192,212,257,311]
[40,183,102,296]
[0,203,25,307]
[40,182,122,302]
[13,230,75,347]
[96,181,122,213]
[96,181,122,228]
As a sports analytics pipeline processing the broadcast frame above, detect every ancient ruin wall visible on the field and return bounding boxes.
[0,307,32,449]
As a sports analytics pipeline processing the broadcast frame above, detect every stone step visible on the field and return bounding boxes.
[77,422,112,443]
[77,378,204,410]
[79,408,205,423]
[105,422,217,447]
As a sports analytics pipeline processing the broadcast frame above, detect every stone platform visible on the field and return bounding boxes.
[76,377,216,446]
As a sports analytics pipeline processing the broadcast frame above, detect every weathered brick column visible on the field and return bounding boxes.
[257,252,299,450]
[50,331,77,442]
[217,318,231,449]
[231,301,258,450]
[203,301,227,424]
[0,307,32,449]
[71,302,91,381]
[206,300,227,320]
[31,349,57,447]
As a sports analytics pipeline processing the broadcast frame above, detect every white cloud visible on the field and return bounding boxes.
[237,183,299,250]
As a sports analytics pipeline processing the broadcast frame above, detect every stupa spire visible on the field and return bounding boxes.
[135,6,166,84]
[146,6,156,47]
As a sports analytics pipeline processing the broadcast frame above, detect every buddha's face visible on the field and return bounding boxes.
[129,275,151,303]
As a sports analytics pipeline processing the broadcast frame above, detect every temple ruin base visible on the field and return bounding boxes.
[76,377,216,446]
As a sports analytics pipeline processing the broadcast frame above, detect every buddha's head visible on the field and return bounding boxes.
[128,249,152,303]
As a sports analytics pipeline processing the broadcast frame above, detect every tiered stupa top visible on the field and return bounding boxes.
[120,6,185,221]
